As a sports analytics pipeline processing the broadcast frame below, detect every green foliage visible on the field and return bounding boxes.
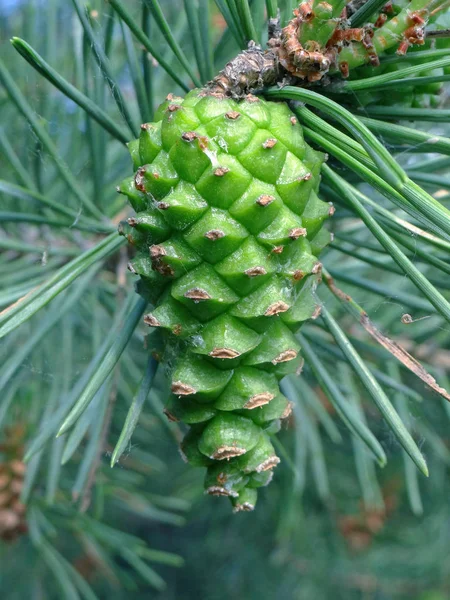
[0,0,449,597]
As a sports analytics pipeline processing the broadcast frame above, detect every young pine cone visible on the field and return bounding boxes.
[118,91,333,512]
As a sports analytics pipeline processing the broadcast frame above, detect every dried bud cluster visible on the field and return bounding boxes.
[0,429,27,542]
[207,1,430,95]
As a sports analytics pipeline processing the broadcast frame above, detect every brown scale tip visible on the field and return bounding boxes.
[172,324,183,336]
[171,381,196,395]
[312,262,322,274]
[243,392,275,409]
[212,446,247,460]
[233,502,255,513]
[182,131,197,142]
[245,266,266,278]
[178,448,188,463]
[206,486,238,498]
[272,246,284,254]
[204,229,225,241]
[281,401,294,419]
[262,138,277,149]
[245,94,259,103]
[225,111,241,120]
[163,408,180,422]
[154,263,174,278]
[329,204,336,216]
[144,314,161,327]
[272,349,298,364]
[152,172,160,180]
[293,270,305,281]
[140,123,151,130]
[289,227,307,239]
[197,136,209,151]
[167,103,181,112]
[209,348,241,359]
[214,167,229,177]
[127,217,138,227]
[157,202,170,210]
[150,245,166,259]
[265,301,290,316]
[290,116,298,125]
[298,172,312,182]
[184,288,211,301]
[257,194,275,206]
[311,305,322,319]
[134,167,146,192]
[256,456,281,472]
[368,53,380,67]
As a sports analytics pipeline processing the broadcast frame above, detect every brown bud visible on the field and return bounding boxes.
[9,479,23,495]
[0,492,11,507]
[0,510,20,533]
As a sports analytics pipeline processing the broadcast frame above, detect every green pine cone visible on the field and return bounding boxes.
[119,90,333,512]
